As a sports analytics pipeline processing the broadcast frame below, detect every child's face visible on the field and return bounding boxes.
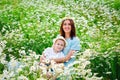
[53,39,65,52]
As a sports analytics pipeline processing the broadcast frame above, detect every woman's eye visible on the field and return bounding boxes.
[68,23,71,25]
[63,23,71,26]
[63,23,67,25]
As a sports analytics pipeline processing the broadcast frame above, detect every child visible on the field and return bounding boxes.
[40,36,67,63]
[39,36,67,79]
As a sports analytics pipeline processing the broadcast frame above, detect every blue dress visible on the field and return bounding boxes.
[63,37,80,66]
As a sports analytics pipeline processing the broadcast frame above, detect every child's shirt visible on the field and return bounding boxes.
[43,47,65,59]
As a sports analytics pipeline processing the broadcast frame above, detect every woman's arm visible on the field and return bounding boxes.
[52,50,75,63]
[52,37,80,63]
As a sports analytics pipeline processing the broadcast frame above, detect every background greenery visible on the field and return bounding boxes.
[0,0,120,80]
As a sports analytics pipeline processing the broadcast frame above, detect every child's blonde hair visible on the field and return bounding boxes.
[53,36,67,47]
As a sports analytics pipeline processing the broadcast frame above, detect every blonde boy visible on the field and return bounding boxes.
[40,36,67,79]
[40,36,67,62]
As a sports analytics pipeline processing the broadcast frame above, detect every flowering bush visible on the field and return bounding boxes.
[59,49,103,80]
[0,0,120,80]
[0,48,102,80]
[39,59,64,79]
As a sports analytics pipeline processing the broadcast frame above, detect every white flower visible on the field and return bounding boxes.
[106,72,111,74]
[42,69,47,75]
[18,75,28,80]
[29,51,36,57]
[55,68,64,74]
[83,49,93,58]
[28,50,33,53]
[7,58,20,71]
[85,76,103,80]
[9,71,15,78]
[36,77,46,80]
[34,54,40,59]
[50,60,56,65]
[0,47,3,55]
[16,68,23,73]
[19,50,26,56]
[0,40,7,48]
[44,59,50,64]
[25,56,32,61]
[30,66,36,72]
[0,55,8,64]
[3,70,9,76]
[8,48,13,52]
[71,55,75,58]
[63,67,70,75]
[2,70,10,79]
[33,61,39,66]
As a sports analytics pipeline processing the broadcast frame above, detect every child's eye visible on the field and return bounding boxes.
[57,43,60,45]
[61,44,64,47]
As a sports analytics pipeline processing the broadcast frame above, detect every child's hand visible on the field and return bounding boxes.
[40,55,46,63]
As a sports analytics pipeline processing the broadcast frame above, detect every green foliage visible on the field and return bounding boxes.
[0,63,4,74]
[111,0,120,10]
[90,46,120,80]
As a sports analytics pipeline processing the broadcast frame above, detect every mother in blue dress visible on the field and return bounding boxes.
[53,17,81,66]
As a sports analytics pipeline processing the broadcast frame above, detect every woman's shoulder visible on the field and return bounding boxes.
[72,36,80,42]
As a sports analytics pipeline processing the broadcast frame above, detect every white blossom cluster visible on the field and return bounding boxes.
[59,49,103,80]
[39,59,64,80]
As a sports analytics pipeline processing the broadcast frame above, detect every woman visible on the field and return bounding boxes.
[53,17,81,66]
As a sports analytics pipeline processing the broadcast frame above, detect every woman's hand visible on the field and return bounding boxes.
[51,50,76,63]
[65,50,75,61]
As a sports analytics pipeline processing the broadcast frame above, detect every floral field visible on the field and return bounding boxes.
[0,0,120,80]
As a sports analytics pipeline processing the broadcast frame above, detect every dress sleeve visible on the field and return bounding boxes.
[71,37,81,51]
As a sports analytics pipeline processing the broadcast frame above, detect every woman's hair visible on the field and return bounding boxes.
[60,18,76,39]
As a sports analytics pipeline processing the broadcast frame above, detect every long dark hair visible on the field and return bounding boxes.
[60,18,76,39]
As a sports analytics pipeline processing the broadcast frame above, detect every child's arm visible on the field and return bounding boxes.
[51,50,75,63]
[40,53,46,63]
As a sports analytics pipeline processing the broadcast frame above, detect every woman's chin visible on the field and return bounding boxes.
[64,31,71,33]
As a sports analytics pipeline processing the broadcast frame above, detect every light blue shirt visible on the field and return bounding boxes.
[63,37,80,66]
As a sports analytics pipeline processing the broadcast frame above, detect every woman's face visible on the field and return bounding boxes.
[62,20,71,33]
